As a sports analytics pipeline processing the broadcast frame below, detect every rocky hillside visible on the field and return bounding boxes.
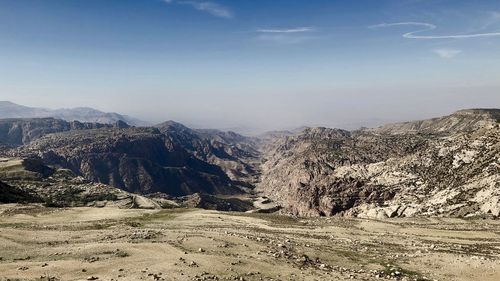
[15,127,239,196]
[157,121,261,187]
[0,118,118,146]
[0,157,257,210]
[0,117,261,199]
[258,109,500,218]
[1,109,498,218]
[370,109,500,135]
[0,180,41,203]
[0,157,162,208]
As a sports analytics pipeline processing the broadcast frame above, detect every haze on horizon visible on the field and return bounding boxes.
[1,0,499,132]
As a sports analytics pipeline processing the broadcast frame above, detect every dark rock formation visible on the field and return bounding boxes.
[17,127,240,196]
[178,193,254,212]
[0,181,41,203]
[156,121,261,186]
[0,118,114,145]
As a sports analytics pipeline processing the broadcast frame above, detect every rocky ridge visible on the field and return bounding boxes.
[156,121,261,186]
[0,157,142,208]
[0,101,146,126]
[258,109,500,218]
[15,127,239,196]
[0,108,498,218]
[0,118,120,146]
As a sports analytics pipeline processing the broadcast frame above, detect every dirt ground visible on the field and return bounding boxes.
[0,205,499,281]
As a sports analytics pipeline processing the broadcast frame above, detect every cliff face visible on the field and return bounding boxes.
[258,110,500,217]
[157,121,261,187]
[17,127,238,196]
[0,118,251,197]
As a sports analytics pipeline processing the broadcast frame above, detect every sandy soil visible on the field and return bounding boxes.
[0,204,499,281]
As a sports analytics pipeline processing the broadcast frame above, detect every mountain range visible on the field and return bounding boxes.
[0,101,147,126]
[259,109,499,218]
[0,103,498,218]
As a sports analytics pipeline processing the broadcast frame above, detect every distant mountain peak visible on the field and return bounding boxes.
[155,120,190,130]
[0,101,17,105]
[0,101,148,126]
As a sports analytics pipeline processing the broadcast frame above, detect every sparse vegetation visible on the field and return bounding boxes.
[0,206,498,280]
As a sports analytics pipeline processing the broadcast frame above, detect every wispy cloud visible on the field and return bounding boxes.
[257,27,314,34]
[370,22,500,39]
[164,0,233,19]
[433,48,462,59]
[256,34,312,45]
[255,27,316,45]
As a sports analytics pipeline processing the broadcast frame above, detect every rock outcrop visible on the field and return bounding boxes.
[258,109,500,218]
[16,127,239,196]
[156,121,261,186]
[0,157,160,208]
[0,180,41,203]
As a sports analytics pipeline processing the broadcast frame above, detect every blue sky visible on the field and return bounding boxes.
[0,0,499,131]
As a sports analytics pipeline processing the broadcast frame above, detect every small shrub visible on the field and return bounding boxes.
[115,250,130,258]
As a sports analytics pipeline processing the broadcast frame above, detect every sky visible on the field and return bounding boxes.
[0,0,499,132]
